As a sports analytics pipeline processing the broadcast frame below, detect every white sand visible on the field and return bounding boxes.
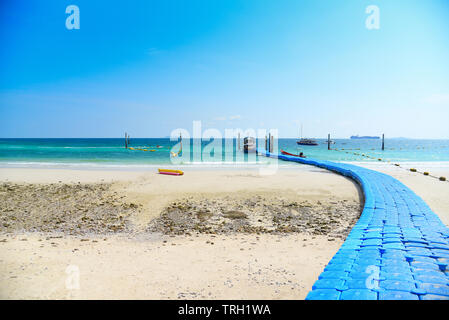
[357,163,449,226]
[0,166,358,299]
[0,232,341,300]
[0,163,448,300]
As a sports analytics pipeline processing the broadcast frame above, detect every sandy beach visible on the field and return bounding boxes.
[0,164,448,299]
[0,166,361,299]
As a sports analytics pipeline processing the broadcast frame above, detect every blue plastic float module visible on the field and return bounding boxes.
[258,149,449,300]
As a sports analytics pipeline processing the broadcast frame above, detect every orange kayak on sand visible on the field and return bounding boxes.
[158,169,184,176]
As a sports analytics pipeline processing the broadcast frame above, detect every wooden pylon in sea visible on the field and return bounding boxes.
[125,132,128,149]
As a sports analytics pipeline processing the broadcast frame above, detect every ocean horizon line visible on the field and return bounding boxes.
[1,137,449,140]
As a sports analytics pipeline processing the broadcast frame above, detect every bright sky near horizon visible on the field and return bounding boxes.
[1,0,448,139]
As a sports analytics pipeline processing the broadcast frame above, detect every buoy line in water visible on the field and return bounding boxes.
[332,148,448,183]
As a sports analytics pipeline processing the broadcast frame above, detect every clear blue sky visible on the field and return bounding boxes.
[1,0,448,138]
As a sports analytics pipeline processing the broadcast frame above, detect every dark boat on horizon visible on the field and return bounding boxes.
[296,124,318,146]
[297,138,318,146]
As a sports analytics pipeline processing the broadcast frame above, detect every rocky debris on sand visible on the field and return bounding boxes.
[148,195,361,239]
[0,182,141,235]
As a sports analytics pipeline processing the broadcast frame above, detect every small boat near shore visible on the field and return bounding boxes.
[243,137,256,153]
[280,149,306,158]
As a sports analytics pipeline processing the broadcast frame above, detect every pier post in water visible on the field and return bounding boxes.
[238,132,241,151]
[125,132,128,149]
[268,133,271,153]
[328,134,331,150]
[382,134,385,151]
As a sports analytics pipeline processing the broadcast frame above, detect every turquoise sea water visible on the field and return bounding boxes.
[0,138,449,168]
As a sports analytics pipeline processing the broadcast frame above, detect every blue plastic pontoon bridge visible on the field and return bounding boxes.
[258,149,449,300]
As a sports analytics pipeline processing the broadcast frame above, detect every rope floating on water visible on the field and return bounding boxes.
[330,148,448,183]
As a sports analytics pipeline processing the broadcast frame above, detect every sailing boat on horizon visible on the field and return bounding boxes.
[296,124,318,146]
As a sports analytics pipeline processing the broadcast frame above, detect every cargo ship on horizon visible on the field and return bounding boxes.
[350,135,380,140]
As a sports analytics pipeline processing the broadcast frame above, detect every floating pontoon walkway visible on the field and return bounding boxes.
[258,149,449,300]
